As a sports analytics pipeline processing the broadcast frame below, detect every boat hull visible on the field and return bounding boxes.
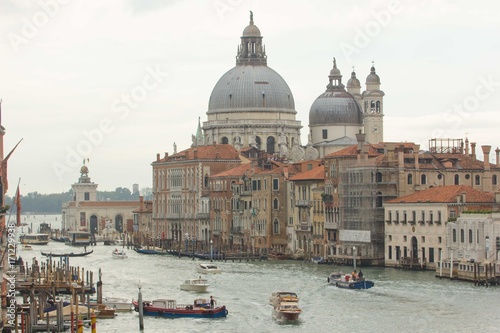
[133,301,227,318]
[180,285,209,292]
[273,309,301,321]
[335,280,374,289]
[103,298,132,312]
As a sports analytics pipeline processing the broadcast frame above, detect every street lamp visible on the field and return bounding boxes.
[137,280,144,330]
[210,239,213,262]
[353,246,357,271]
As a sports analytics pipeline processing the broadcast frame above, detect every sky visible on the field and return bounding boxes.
[1,0,500,195]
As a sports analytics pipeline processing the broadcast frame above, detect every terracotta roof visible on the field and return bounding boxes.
[386,185,495,204]
[290,165,325,181]
[212,164,254,178]
[324,144,381,158]
[155,144,239,163]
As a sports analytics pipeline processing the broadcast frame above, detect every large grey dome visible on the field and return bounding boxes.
[208,65,295,114]
[309,90,362,125]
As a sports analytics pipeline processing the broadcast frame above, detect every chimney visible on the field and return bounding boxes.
[193,149,198,159]
[156,153,160,162]
[465,138,469,156]
[139,195,144,210]
[356,131,366,151]
[398,144,405,168]
[284,166,289,179]
[414,152,419,170]
[471,142,476,159]
[164,152,168,160]
[482,145,491,170]
[496,147,500,166]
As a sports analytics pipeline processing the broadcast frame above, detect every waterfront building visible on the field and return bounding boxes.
[289,164,325,259]
[61,164,142,238]
[151,143,241,252]
[385,185,498,270]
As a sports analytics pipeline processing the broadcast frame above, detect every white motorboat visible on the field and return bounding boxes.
[180,278,209,292]
[196,263,221,274]
[269,291,299,307]
[102,297,132,312]
[112,249,128,259]
[272,300,301,321]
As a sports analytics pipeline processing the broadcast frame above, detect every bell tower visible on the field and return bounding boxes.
[362,62,385,144]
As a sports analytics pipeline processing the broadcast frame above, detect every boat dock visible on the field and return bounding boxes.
[2,256,104,332]
[436,260,500,286]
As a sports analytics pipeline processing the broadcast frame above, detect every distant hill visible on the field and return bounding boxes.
[4,187,151,214]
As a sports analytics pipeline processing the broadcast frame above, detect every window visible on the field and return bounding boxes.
[475,175,480,185]
[421,174,427,185]
[421,236,425,243]
[407,174,413,185]
[273,198,279,210]
[493,175,498,186]
[272,178,279,190]
[252,180,261,190]
[388,235,392,242]
[429,248,434,263]
[322,129,328,139]
[450,210,456,218]
[430,211,434,223]
[273,219,279,234]
[469,229,473,243]
[454,174,460,185]
[388,245,392,260]
[403,211,407,224]
[452,229,457,242]
[84,192,90,201]
[460,229,465,243]
[438,236,442,244]
[403,236,407,242]
[388,211,392,222]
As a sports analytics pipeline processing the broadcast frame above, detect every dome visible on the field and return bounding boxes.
[309,90,362,125]
[366,66,381,84]
[347,71,361,88]
[208,65,295,114]
[242,24,261,37]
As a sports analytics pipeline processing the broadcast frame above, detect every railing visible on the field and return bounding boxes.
[324,222,339,229]
[230,227,244,234]
[295,200,311,207]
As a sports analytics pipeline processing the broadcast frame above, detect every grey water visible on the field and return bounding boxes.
[15,215,500,333]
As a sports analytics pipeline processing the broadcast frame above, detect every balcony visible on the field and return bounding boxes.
[324,222,339,229]
[212,230,221,236]
[231,226,244,234]
[295,200,312,207]
[197,212,209,219]
[385,220,392,224]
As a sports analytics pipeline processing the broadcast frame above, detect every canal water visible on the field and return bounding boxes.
[15,215,500,333]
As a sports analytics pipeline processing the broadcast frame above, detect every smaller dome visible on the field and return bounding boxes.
[347,71,361,89]
[80,165,89,174]
[330,67,341,76]
[366,65,380,84]
[243,24,261,37]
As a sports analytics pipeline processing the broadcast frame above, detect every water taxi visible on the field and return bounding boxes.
[180,278,209,292]
[112,249,128,259]
[196,263,221,274]
[19,233,49,245]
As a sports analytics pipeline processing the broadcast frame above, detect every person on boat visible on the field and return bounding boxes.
[351,270,357,281]
[210,296,216,309]
[358,270,364,280]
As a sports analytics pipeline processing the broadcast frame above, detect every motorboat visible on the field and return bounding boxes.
[102,297,132,312]
[112,249,128,259]
[196,263,221,274]
[132,298,228,318]
[269,291,301,321]
[334,274,374,289]
[311,256,325,264]
[180,278,209,292]
[22,244,33,251]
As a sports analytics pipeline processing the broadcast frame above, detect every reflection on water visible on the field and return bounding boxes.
[15,215,500,333]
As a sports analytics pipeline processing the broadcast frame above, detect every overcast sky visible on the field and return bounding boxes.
[1,0,500,195]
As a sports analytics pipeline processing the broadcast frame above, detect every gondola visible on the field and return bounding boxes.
[41,250,93,257]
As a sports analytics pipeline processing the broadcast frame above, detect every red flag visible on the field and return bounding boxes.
[14,185,21,227]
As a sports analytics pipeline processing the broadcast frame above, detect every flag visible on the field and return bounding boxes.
[14,185,21,227]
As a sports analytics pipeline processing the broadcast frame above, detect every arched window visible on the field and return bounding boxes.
[454,174,460,185]
[493,175,498,185]
[376,192,383,208]
[376,100,381,113]
[266,136,275,154]
[255,136,261,149]
[370,100,376,113]
[204,173,209,188]
[469,229,473,243]
[273,198,279,210]
[273,219,279,234]
[221,136,229,144]
[475,175,480,186]
[376,172,383,183]
[421,174,427,185]
[460,229,465,243]
[407,174,413,185]
[453,229,457,242]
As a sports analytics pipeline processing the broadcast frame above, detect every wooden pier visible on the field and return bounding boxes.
[435,260,500,286]
[2,256,102,332]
